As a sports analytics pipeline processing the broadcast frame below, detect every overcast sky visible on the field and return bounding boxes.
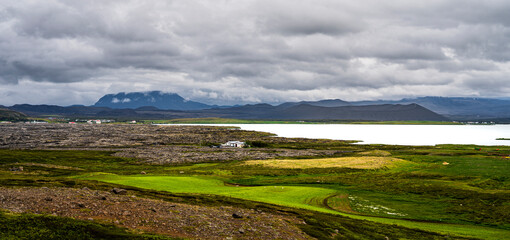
[1,0,510,106]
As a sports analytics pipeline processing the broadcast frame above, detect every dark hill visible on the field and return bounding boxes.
[351,97,510,120]
[276,99,350,109]
[0,108,28,121]
[208,103,274,114]
[94,91,211,110]
[10,104,107,116]
[5,102,448,121]
[280,96,510,120]
[135,106,161,111]
[264,103,448,121]
[200,104,275,119]
[403,97,510,118]
[202,103,448,121]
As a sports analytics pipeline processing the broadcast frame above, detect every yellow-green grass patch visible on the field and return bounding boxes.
[358,150,391,156]
[243,156,407,169]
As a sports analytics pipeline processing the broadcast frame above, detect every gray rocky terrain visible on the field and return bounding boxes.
[0,123,344,163]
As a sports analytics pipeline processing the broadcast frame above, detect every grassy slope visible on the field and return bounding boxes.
[0,149,455,240]
[77,174,339,213]
[80,174,510,240]
[223,146,510,229]
[2,144,510,239]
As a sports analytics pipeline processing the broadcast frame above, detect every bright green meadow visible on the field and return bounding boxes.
[79,173,510,240]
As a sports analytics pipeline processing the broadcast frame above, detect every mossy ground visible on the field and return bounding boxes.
[1,136,510,239]
[0,210,176,240]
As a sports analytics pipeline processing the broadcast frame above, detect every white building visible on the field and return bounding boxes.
[87,119,102,124]
[221,141,246,148]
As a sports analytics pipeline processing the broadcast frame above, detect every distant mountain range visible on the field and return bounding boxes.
[199,103,447,121]
[284,97,510,120]
[3,91,510,122]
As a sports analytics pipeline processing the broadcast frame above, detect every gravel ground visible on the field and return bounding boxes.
[0,123,271,149]
[0,123,340,164]
[0,187,313,240]
[114,145,338,164]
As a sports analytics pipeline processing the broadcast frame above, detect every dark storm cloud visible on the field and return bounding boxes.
[1,0,510,106]
[256,3,364,36]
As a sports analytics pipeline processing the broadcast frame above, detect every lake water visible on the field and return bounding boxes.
[167,124,510,146]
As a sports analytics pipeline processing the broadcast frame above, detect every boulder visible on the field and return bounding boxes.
[9,166,23,171]
[111,188,127,195]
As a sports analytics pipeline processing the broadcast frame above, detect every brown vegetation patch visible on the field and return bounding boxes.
[8,162,84,170]
[358,150,391,156]
[326,194,356,214]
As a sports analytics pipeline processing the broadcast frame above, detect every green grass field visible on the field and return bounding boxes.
[80,174,510,240]
[78,174,339,213]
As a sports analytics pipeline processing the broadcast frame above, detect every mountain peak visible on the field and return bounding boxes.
[93,91,210,110]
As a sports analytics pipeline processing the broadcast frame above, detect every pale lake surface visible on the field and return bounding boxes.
[166,124,510,146]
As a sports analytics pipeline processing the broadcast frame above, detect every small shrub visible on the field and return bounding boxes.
[246,141,270,148]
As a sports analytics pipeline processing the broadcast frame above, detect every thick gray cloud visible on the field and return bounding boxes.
[1,0,510,106]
